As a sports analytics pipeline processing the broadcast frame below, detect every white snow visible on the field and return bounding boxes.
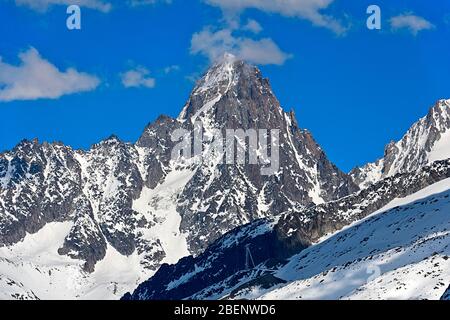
[0,222,85,300]
[352,160,384,190]
[429,128,450,163]
[283,113,324,204]
[0,159,13,189]
[352,99,450,189]
[81,245,144,300]
[132,169,193,264]
[370,177,450,216]
[179,53,237,122]
[0,222,149,300]
[316,178,450,245]
[0,166,195,300]
[248,179,450,300]
[191,94,223,123]
[166,263,208,291]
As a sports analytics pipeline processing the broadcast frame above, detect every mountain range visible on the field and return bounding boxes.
[1,55,449,300]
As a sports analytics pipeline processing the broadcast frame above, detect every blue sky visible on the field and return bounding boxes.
[0,0,449,172]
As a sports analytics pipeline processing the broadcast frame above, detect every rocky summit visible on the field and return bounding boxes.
[350,99,450,189]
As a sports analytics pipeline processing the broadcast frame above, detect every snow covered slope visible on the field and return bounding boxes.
[256,179,450,300]
[351,99,450,189]
[0,222,149,300]
[123,159,450,300]
[191,177,450,301]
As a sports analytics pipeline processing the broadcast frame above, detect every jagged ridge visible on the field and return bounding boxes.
[0,56,357,299]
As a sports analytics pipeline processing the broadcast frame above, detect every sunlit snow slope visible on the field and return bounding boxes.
[249,179,450,300]
[0,168,194,300]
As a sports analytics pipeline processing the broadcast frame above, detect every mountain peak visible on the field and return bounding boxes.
[104,134,122,144]
[193,55,255,96]
[351,98,450,189]
[438,98,450,106]
[425,98,450,131]
[11,138,40,154]
[429,98,449,113]
[178,57,267,122]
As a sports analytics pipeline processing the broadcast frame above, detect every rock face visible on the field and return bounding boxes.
[175,55,358,253]
[123,159,450,300]
[351,99,450,189]
[0,55,356,275]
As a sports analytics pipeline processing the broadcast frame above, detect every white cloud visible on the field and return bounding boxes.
[0,48,100,102]
[121,67,156,88]
[14,0,174,11]
[191,27,292,65]
[14,0,112,12]
[203,0,346,34]
[164,65,180,74]
[237,38,292,65]
[390,14,435,35]
[127,0,172,7]
[242,19,263,34]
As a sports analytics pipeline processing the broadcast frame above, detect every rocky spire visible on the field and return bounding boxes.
[178,53,281,129]
[351,99,450,189]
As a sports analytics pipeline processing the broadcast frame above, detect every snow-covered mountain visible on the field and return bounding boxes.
[0,55,357,299]
[351,99,450,189]
[123,159,450,300]
[2,54,449,300]
[173,54,357,253]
